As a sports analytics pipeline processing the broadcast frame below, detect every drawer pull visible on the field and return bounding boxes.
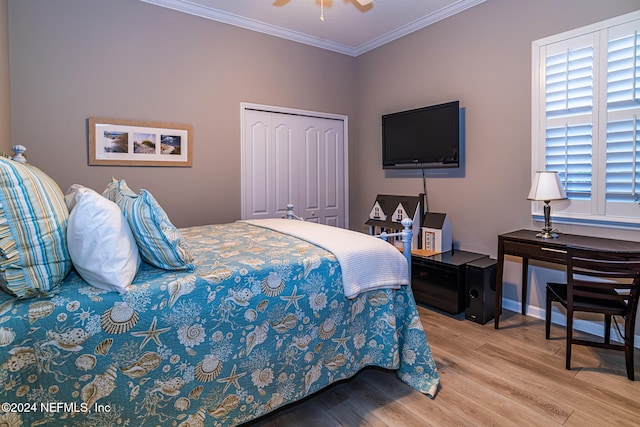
[541,247,567,254]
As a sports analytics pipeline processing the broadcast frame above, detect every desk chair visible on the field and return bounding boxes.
[545,247,640,380]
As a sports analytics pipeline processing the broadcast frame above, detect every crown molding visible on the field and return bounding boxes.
[139,0,485,57]
[353,0,486,56]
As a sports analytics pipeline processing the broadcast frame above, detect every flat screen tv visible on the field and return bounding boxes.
[382,100,460,169]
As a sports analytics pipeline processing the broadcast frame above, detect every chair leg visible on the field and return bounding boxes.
[604,314,611,344]
[625,317,635,381]
[565,310,573,371]
[626,344,635,381]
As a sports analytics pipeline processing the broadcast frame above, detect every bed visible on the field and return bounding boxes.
[0,146,439,426]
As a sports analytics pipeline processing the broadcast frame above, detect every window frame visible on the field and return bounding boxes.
[532,10,640,229]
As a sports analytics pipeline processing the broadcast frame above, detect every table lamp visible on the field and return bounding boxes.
[527,171,567,239]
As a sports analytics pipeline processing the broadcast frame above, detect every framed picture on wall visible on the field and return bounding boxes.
[89,117,192,167]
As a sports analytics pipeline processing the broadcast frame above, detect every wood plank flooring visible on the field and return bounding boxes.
[243,306,640,426]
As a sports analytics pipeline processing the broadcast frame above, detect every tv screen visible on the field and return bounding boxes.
[382,101,460,169]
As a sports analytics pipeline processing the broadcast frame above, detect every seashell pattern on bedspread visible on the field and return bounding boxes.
[0,221,439,426]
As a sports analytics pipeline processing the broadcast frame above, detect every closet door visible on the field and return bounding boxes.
[298,116,345,227]
[241,106,347,228]
[242,109,297,221]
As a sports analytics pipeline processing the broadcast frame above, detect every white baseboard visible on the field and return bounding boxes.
[502,298,640,349]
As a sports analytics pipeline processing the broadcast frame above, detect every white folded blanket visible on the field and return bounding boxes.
[241,219,409,298]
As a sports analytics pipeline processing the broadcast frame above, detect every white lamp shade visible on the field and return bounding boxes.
[527,171,567,201]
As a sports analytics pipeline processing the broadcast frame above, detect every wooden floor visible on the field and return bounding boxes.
[244,306,640,426]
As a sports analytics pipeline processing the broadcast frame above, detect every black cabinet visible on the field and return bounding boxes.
[411,250,487,314]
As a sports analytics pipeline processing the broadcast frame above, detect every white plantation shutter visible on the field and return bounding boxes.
[606,29,640,205]
[546,123,593,200]
[545,46,594,118]
[607,30,640,105]
[544,45,594,201]
[532,11,640,226]
[606,118,639,202]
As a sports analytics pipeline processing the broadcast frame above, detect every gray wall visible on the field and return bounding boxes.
[0,0,9,149]
[7,0,355,227]
[352,0,640,308]
[4,0,640,318]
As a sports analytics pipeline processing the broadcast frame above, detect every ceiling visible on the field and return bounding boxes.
[139,0,486,56]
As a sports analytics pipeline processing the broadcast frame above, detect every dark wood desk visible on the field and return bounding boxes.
[494,229,640,329]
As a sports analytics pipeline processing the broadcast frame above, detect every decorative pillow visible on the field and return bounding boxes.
[0,157,71,298]
[65,183,84,212]
[66,185,140,293]
[103,178,195,271]
[102,177,136,202]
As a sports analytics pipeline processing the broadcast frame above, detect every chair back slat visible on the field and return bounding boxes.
[567,247,640,308]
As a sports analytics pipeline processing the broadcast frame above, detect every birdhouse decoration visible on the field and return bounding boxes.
[421,212,452,253]
[366,194,421,250]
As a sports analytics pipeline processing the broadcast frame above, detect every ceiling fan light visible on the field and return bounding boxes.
[356,0,373,5]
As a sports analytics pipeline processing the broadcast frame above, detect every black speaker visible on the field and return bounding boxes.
[465,257,497,324]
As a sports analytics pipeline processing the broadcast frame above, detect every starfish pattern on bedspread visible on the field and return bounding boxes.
[0,222,439,426]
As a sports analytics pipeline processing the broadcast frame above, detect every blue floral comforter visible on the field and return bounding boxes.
[0,222,439,426]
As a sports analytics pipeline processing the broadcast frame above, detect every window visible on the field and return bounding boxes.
[532,11,640,227]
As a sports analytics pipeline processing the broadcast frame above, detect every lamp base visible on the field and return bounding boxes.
[536,228,559,239]
[536,201,559,238]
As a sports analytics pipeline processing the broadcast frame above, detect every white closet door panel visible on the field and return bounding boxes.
[248,119,270,216]
[319,120,345,227]
[324,216,339,227]
[303,125,321,217]
[274,123,295,215]
[324,131,338,209]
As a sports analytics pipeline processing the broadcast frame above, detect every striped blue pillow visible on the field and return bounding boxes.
[0,157,71,298]
[104,179,195,271]
[102,176,136,201]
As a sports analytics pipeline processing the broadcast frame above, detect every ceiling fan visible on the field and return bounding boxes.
[273,0,373,21]
[273,0,372,5]
[319,0,373,21]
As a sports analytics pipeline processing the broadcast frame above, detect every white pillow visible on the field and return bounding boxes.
[66,185,140,293]
[65,183,84,212]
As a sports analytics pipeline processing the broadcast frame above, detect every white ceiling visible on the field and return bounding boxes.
[139,0,486,56]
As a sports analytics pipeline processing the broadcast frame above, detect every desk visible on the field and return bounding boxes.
[494,229,640,329]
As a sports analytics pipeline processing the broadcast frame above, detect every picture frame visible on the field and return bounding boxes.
[89,117,192,167]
